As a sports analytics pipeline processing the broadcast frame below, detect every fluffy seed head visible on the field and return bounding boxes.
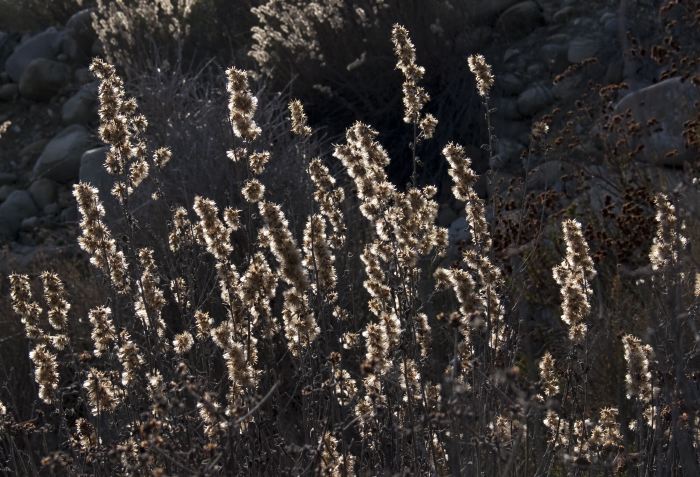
[467,54,494,97]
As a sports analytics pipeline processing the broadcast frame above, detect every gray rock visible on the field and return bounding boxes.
[79,146,114,198]
[503,48,520,63]
[494,138,524,168]
[5,28,64,82]
[527,63,546,77]
[437,205,458,227]
[600,12,616,23]
[540,43,568,71]
[62,82,98,125]
[20,138,49,164]
[29,178,58,209]
[553,6,576,24]
[0,83,18,101]
[499,73,524,96]
[60,205,79,223]
[60,36,82,64]
[0,184,16,202]
[568,37,601,63]
[496,1,544,40]
[547,33,570,44]
[66,9,96,40]
[517,84,553,116]
[0,190,38,239]
[21,216,39,231]
[74,67,92,85]
[604,60,624,84]
[487,172,517,197]
[525,160,572,191]
[448,216,469,257]
[612,77,700,166]
[603,17,619,35]
[34,125,93,183]
[56,188,74,208]
[495,97,522,120]
[552,74,583,100]
[0,172,17,185]
[471,0,522,23]
[0,32,19,74]
[19,58,71,101]
[44,202,60,215]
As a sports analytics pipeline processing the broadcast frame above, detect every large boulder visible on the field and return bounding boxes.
[0,83,18,101]
[79,146,115,199]
[567,37,601,63]
[612,77,700,166]
[28,178,58,209]
[517,83,553,117]
[0,190,38,240]
[64,9,97,62]
[4,28,64,82]
[470,0,522,23]
[0,32,20,74]
[496,1,544,40]
[34,125,93,183]
[19,58,72,101]
[62,82,98,124]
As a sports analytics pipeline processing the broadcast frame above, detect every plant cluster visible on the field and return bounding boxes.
[1,17,699,477]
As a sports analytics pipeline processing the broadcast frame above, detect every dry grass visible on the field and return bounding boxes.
[1,5,699,476]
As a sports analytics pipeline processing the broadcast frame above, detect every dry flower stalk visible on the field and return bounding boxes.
[553,219,596,343]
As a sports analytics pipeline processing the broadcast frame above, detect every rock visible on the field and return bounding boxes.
[0,83,18,101]
[44,202,60,215]
[74,67,92,84]
[21,216,39,231]
[29,178,58,208]
[499,73,524,96]
[0,184,16,202]
[540,43,568,71]
[517,84,553,116]
[604,59,624,84]
[525,160,572,191]
[493,138,524,169]
[612,77,700,166]
[0,190,38,239]
[437,205,458,227]
[503,48,520,63]
[60,205,79,223]
[552,74,583,101]
[649,167,700,215]
[495,97,522,120]
[62,82,98,125]
[66,9,96,55]
[567,37,601,63]
[487,171,517,197]
[553,7,576,24]
[0,172,17,185]
[19,58,72,101]
[448,216,469,256]
[79,146,115,199]
[527,63,546,77]
[4,28,64,82]
[34,125,93,183]
[600,12,616,23]
[471,0,522,23]
[496,1,544,40]
[547,33,570,44]
[20,138,50,164]
[0,32,19,74]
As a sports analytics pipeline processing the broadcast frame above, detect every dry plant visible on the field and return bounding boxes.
[1,20,699,477]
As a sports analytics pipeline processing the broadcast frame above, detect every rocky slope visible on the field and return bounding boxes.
[0,2,697,269]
